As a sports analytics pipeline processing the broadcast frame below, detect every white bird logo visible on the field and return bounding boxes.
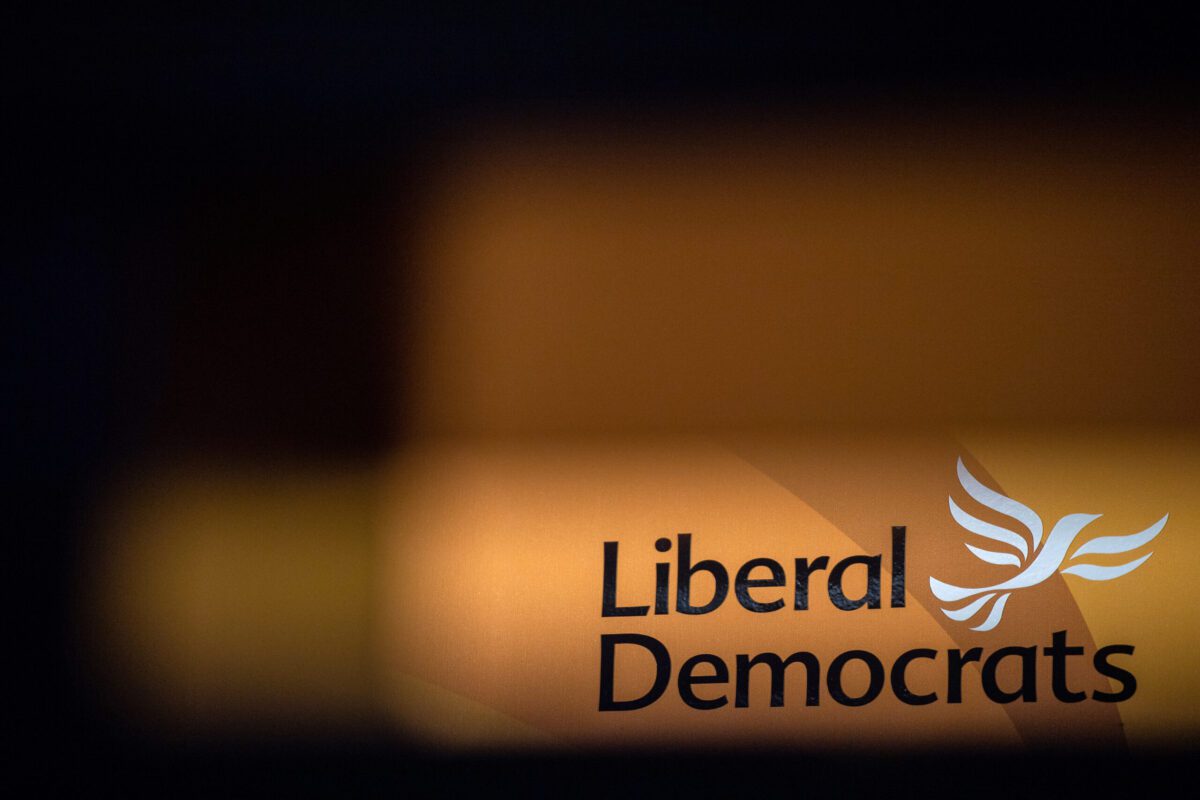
[929,458,1167,632]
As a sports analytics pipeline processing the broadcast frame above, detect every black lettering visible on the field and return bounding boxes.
[678,654,729,710]
[947,647,982,703]
[676,533,729,615]
[827,650,885,706]
[599,633,671,711]
[602,542,649,617]
[735,651,821,707]
[734,558,786,612]
[654,538,673,615]
[1092,644,1137,702]
[654,562,670,615]
[981,646,1037,703]
[793,556,829,610]
[891,648,937,705]
[1043,630,1086,703]
[891,526,906,608]
[828,554,882,610]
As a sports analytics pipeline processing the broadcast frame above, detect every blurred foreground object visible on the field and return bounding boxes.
[85,116,1200,752]
[88,464,379,736]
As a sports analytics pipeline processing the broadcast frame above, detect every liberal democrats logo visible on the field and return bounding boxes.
[930,458,1168,631]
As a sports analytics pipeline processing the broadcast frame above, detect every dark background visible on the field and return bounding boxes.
[13,6,1198,794]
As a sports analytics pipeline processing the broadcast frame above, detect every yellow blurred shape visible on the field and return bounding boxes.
[88,463,379,734]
